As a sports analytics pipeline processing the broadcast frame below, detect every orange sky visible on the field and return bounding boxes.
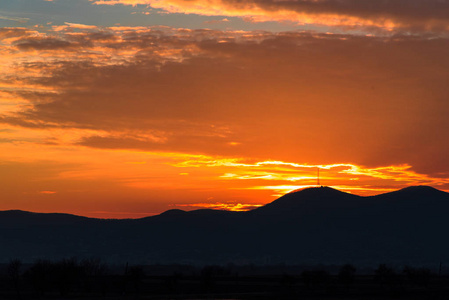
[1,2,449,218]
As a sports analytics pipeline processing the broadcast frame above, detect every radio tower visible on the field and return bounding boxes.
[317,167,320,186]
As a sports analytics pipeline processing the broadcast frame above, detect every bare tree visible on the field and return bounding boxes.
[338,264,356,287]
[25,259,52,297]
[7,259,22,299]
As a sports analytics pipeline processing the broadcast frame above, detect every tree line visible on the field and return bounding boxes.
[0,258,438,299]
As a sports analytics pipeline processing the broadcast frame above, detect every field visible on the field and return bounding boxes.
[1,262,449,299]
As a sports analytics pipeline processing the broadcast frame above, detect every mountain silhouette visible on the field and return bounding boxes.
[1,186,449,265]
[250,186,363,216]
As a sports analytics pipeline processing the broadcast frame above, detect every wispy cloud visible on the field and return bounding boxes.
[0,15,29,23]
[204,18,229,25]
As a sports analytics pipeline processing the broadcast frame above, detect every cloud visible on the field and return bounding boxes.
[178,158,449,189]
[39,190,57,194]
[204,18,230,24]
[90,0,449,33]
[0,27,36,40]
[63,22,100,30]
[15,37,74,50]
[2,25,449,179]
[0,15,29,23]
[77,130,241,156]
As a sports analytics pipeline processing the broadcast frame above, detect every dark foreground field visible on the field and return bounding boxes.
[2,260,449,299]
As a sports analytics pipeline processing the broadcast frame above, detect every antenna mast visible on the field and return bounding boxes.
[317,167,320,186]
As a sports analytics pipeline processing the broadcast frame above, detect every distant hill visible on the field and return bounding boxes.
[1,186,449,266]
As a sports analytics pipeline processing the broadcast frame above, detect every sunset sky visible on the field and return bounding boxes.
[1,0,449,218]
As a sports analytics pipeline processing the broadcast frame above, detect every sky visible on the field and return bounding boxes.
[1,0,449,218]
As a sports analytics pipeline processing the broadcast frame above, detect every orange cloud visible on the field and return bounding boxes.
[39,190,57,194]
[174,157,449,195]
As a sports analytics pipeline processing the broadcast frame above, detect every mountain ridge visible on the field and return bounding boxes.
[2,185,447,220]
[1,185,449,265]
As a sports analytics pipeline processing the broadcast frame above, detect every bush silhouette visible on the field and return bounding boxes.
[375,264,399,287]
[301,270,330,289]
[403,266,431,287]
[338,264,356,286]
[127,266,145,293]
[54,258,83,296]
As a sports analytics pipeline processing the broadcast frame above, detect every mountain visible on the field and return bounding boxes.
[1,186,449,266]
[250,186,364,216]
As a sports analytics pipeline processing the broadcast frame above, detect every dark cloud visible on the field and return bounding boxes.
[15,37,73,50]
[95,0,449,33]
[257,0,449,25]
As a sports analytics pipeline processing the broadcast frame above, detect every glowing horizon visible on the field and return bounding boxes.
[3,182,446,219]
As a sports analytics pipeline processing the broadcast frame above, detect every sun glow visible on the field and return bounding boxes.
[173,202,263,211]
